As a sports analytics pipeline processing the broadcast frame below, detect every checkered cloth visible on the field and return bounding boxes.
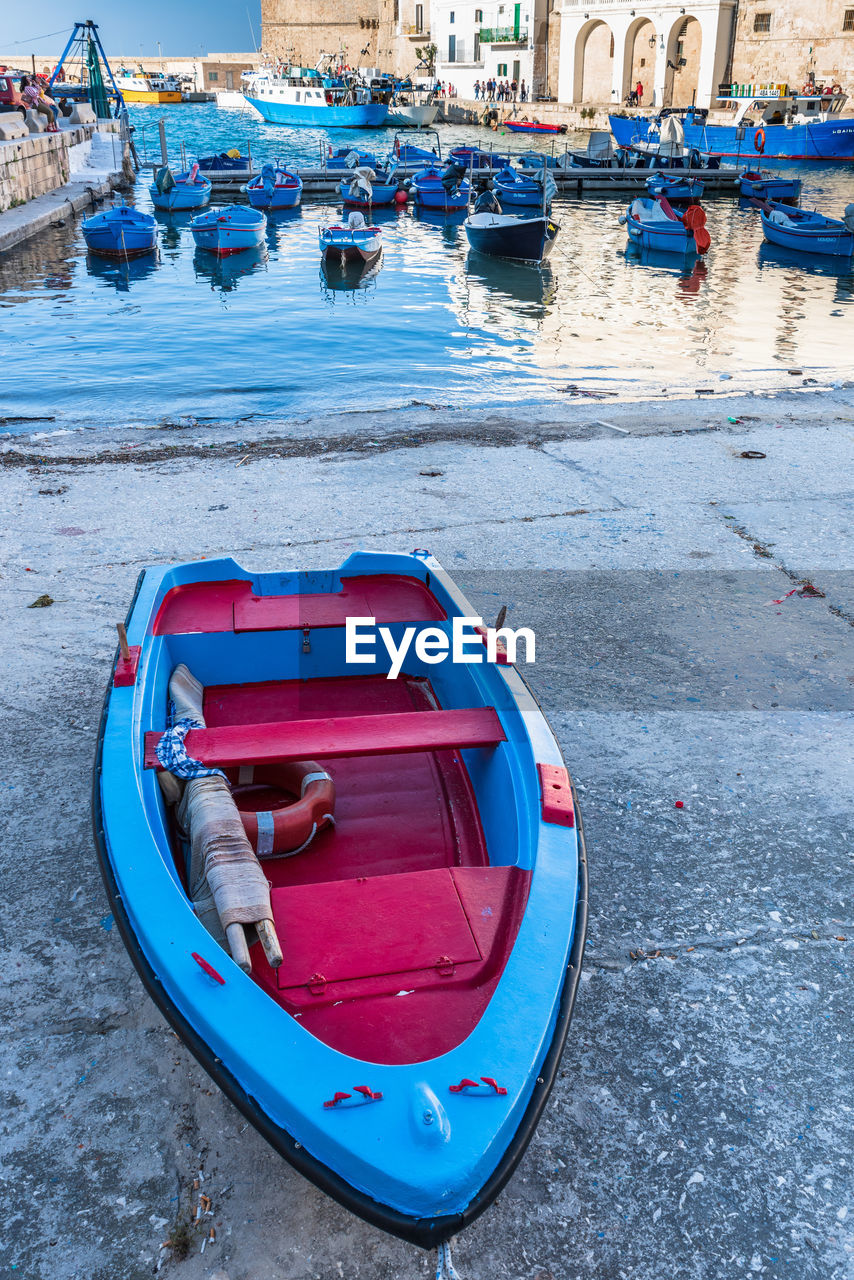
[155,701,224,780]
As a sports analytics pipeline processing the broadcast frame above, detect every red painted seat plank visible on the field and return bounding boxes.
[153,574,446,636]
[144,706,505,770]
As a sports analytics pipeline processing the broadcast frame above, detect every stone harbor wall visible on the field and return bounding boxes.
[0,119,125,214]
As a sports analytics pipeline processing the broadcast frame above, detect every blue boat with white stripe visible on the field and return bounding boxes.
[94,549,587,1251]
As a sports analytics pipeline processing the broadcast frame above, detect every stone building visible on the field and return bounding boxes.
[555,0,736,109]
[553,0,853,108]
[729,1,854,95]
[259,0,429,77]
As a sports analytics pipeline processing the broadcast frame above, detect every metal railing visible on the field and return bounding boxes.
[478,26,528,42]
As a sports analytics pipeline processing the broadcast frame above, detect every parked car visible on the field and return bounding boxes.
[0,73,25,115]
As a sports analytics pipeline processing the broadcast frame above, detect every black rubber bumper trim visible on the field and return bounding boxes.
[91,581,589,1248]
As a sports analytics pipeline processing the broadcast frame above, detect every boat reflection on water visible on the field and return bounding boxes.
[412,204,468,245]
[624,244,709,298]
[320,252,383,299]
[464,252,557,308]
[193,245,269,294]
[757,241,854,289]
[152,209,198,252]
[263,206,303,254]
[86,251,159,293]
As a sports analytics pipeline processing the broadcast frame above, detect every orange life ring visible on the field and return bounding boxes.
[229,760,335,858]
[754,127,765,153]
[801,83,813,95]
[830,83,843,95]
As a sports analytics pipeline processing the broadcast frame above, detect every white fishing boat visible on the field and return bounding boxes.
[116,68,181,104]
[386,87,439,129]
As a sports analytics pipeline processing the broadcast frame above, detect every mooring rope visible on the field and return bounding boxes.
[435,1239,462,1280]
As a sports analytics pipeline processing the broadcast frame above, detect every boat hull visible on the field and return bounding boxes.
[760,210,854,256]
[740,173,802,200]
[245,181,302,210]
[386,104,439,128]
[340,182,400,207]
[504,121,565,134]
[149,178,211,212]
[121,89,182,103]
[626,214,695,255]
[244,96,388,128]
[94,551,587,1247]
[191,207,267,256]
[82,207,158,258]
[610,112,854,161]
[465,213,558,261]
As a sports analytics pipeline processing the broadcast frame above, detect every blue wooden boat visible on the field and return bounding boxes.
[410,163,471,211]
[339,166,401,208]
[319,219,382,264]
[244,164,303,210]
[450,145,509,171]
[95,550,586,1249]
[82,203,157,259]
[622,195,711,256]
[326,147,380,171]
[492,166,557,209]
[392,129,441,167]
[760,201,854,257]
[197,151,255,179]
[465,190,559,262]
[645,173,704,203]
[149,164,211,212]
[190,205,267,256]
[739,170,802,202]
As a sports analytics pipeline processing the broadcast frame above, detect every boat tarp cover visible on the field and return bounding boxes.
[154,166,176,194]
[659,115,685,157]
[168,664,275,947]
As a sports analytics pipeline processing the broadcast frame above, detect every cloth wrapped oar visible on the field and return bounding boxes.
[159,664,282,973]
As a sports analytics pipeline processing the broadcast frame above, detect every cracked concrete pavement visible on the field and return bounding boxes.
[0,389,852,1280]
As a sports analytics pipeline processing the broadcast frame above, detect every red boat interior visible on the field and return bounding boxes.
[154,576,532,1065]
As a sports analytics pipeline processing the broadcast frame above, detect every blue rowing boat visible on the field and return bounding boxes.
[450,145,509,171]
[464,190,559,261]
[319,220,383,264]
[190,205,267,256]
[492,165,557,208]
[244,164,303,210]
[339,166,401,208]
[645,173,704,203]
[739,170,802,202]
[410,163,471,211]
[94,550,587,1249]
[622,195,711,256]
[82,203,157,258]
[149,164,211,212]
[760,201,854,257]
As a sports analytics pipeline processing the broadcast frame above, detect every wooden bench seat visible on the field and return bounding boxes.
[144,706,505,770]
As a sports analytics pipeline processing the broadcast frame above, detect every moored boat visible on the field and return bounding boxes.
[410,163,471,211]
[190,205,267,256]
[450,145,509,171]
[94,549,587,1249]
[492,165,557,208]
[319,214,383,264]
[244,64,388,128]
[115,69,182,103]
[391,129,442,168]
[149,164,211,212]
[244,164,303,210]
[82,203,158,258]
[504,119,567,135]
[465,190,559,261]
[645,173,704,203]
[610,88,854,162]
[739,169,802,202]
[339,166,401,208]
[621,194,711,256]
[386,87,439,129]
[759,200,854,257]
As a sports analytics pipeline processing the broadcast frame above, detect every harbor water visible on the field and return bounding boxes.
[1,104,852,431]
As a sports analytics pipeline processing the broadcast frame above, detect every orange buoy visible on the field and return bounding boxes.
[754,127,766,153]
[394,188,408,204]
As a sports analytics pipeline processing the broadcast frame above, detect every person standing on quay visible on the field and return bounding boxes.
[636,80,643,106]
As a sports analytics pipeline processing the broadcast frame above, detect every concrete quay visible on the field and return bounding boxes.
[0,387,852,1279]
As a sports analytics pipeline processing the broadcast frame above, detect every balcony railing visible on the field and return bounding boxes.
[479,26,528,43]
[400,23,430,36]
